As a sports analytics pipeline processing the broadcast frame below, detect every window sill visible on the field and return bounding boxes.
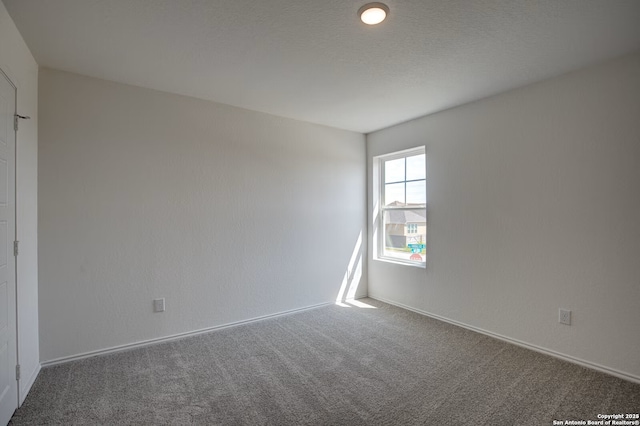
[374,256,426,269]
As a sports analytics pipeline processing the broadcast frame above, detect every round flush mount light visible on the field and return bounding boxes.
[358,2,389,25]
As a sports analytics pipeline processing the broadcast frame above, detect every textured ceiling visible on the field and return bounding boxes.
[4,0,640,133]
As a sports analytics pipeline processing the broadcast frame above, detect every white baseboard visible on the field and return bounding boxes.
[19,362,41,406]
[41,301,332,368]
[369,294,640,384]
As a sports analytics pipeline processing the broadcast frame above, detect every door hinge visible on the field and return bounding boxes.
[13,240,19,256]
[15,364,20,381]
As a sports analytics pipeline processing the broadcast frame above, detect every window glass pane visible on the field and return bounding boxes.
[385,158,405,183]
[382,208,426,262]
[376,147,426,266]
[406,154,425,180]
[406,180,426,204]
[384,183,405,206]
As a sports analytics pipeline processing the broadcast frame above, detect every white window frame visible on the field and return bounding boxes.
[373,146,426,268]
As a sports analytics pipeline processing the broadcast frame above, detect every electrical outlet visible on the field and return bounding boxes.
[153,298,165,313]
[559,309,571,325]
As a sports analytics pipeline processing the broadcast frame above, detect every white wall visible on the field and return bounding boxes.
[367,51,640,380]
[0,1,39,404]
[39,68,366,362]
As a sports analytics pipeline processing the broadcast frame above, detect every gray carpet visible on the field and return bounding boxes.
[10,299,640,425]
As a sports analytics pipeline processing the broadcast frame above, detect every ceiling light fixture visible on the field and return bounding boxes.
[358,2,389,25]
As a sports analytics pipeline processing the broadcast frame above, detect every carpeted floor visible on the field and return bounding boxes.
[10,298,640,425]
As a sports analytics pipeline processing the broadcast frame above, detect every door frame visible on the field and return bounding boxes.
[0,65,20,417]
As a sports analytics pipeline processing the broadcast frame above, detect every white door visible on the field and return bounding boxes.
[0,69,17,426]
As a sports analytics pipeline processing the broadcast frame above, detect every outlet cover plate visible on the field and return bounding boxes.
[559,308,571,325]
[153,298,165,313]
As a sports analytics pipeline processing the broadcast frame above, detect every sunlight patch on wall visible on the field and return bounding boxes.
[336,231,371,308]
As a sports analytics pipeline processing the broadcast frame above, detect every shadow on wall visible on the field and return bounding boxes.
[335,231,375,309]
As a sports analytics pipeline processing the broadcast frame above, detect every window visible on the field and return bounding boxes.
[374,147,426,266]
